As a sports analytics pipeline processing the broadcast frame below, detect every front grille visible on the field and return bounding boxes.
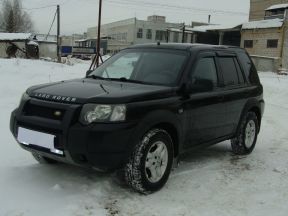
[23,102,66,121]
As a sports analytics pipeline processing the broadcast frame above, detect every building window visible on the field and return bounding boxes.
[137,28,143,38]
[184,33,188,43]
[155,30,167,41]
[146,29,152,39]
[156,31,161,40]
[173,32,179,42]
[244,40,253,48]
[267,39,278,48]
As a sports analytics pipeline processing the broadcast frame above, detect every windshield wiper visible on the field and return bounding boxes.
[109,77,146,84]
[87,75,107,80]
[88,76,148,85]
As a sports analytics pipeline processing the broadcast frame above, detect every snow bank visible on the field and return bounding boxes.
[0,59,288,216]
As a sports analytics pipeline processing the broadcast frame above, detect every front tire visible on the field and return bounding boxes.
[231,112,259,155]
[124,129,174,194]
[32,153,58,164]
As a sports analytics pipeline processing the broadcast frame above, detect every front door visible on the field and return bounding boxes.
[183,52,228,148]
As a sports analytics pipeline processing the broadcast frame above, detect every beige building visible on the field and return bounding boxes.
[241,1,288,71]
[249,0,288,21]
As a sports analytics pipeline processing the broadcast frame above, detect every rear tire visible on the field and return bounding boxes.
[32,153,58,164]
[231,112,259,155]
[124,129,174,194]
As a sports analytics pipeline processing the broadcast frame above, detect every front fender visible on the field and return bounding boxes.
[124,109,182,161]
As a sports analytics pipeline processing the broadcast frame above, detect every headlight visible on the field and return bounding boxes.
[80,104,126,124]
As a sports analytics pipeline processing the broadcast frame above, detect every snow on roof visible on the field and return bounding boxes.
[242,18,283,30]
[189,23,242,32]
[167,28,182,32]
[167,23,241,33]
[266,4,288,11]
[75,39,88,42]
[27,41,39,46]
[0,33,32,41]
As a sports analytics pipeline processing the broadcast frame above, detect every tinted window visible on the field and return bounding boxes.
[102,53,141,79]
[191,57,218,89]
[237,52,260,84]
[234,58,244,84]
[91,50,187,86]
[218,57,239,86]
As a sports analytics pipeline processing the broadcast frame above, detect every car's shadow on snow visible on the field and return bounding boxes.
[171,141,250,177]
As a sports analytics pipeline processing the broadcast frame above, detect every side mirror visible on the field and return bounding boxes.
[187,79,214,93]
[86,70,93,77]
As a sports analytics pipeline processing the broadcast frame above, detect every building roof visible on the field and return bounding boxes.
[0,33,32,41]
[168,23,241,33]
[265,4,288,11]
[242,18,283,30]
[188,23,242,32]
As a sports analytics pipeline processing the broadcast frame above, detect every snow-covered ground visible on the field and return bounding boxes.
[0,59,287,216]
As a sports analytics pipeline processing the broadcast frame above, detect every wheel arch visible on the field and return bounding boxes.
[126,110,182,160]
[150,122,179,158]
[248,106,262,130]
[237,99,262,135]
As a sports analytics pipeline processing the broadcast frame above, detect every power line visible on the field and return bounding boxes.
[21,0,71,11]
[45,9,57,40]
[104,0,248,16]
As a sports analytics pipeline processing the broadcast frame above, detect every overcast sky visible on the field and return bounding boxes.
[6,0,250,35]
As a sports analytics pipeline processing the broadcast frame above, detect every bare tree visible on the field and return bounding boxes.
[0,0,33,33]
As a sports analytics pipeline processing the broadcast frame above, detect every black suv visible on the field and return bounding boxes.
[10,44,264,194]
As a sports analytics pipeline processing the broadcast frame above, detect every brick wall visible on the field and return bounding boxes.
[241,28,283,57]
[250,0,288,21]
[281,22,288,69]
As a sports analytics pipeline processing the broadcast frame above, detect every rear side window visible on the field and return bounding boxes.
[234,59,245,84]
[218,57,239,86]
[237,52,260,84]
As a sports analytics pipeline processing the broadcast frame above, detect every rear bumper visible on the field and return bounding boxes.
[10,99,137,171]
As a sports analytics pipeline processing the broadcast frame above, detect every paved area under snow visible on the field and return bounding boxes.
[0,59,287,216]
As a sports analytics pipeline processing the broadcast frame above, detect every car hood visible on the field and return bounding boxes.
[27,78,175,104]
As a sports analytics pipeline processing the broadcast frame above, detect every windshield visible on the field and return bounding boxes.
[89,49,188,86]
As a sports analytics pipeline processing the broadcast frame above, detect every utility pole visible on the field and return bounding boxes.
[96,0,102,67]
[166,29,169,43]
[57,5,61,63]
[182,23,185,43]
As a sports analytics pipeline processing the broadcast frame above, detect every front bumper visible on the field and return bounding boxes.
[10,98,137,171]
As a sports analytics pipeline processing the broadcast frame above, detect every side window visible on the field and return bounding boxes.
[218,57,239,86]
[237,52,260,84]
[234,58,245,84]
[191,57,218,91]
